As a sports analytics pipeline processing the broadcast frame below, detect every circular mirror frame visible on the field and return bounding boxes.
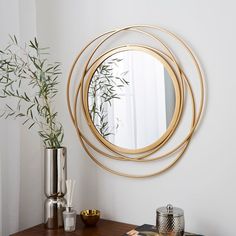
[66,25,205,178]
[84,45,182,154]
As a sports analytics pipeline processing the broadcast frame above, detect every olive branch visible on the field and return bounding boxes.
[0,36,64,148]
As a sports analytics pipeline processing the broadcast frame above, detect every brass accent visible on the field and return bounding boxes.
[66,25,205,178]
[80,209,100,226]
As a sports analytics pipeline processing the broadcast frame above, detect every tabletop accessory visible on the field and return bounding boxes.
[63,179,77,232]
[156,204,185,236]
[80,209,100,226]
[44,147,67,229]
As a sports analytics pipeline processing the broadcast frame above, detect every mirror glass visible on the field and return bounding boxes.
[87,50,176,150]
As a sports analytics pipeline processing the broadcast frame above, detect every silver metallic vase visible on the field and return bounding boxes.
[44,147,67,229]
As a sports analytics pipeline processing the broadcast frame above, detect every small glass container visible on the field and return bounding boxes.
[63,207,77,232]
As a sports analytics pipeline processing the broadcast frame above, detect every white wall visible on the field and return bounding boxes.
[0,2,21,234]
[18,0,44,231]
[35,1,236,235]
[1,0,236,235]
[0,0,43,234]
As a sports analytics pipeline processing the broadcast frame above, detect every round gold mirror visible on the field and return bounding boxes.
[67,25,205,178]
[84,46,181,154]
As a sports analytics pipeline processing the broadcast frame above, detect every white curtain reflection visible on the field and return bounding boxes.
[106,51,175,149]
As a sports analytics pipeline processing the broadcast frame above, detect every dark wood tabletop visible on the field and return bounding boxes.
[10,216,136,236]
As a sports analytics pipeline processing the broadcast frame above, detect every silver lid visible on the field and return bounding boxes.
[156,204,184,217]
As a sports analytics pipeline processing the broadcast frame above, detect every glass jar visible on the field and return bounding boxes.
[63,207,76,232]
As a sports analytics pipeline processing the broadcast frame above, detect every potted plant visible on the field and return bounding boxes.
[0,36,66,229]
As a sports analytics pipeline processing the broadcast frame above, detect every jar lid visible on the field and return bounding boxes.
[156,204,184,217]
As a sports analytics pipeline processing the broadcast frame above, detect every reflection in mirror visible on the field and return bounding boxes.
[88,50,176,150]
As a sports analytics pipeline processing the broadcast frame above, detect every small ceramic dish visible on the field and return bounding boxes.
[80,209,100,226]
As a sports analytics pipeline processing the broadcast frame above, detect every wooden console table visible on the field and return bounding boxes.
[10,216,135,236]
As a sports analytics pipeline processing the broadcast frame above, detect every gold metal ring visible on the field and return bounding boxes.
[66,25,205,178]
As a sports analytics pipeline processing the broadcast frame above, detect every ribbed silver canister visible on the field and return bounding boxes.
[156,204,185,236]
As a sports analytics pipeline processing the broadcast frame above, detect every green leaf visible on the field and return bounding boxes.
[22,118,30,125]
[5,80,14,88]
[28,122,35,129]
[29,40,36,49]
[24,92,30,101]
[34,37,38,49]
[0,112,6,118]
[15,113,25,118]
[27,104,35,114]
[60,133,64,143]
[3,89,10,96]
[6,104,13,111]
[6,112,15,118]
[30,110,33,119]
[13,35,18,44]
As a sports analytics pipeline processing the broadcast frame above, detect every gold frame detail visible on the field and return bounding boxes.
[84,45,181,154]
[66,25,205,178]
